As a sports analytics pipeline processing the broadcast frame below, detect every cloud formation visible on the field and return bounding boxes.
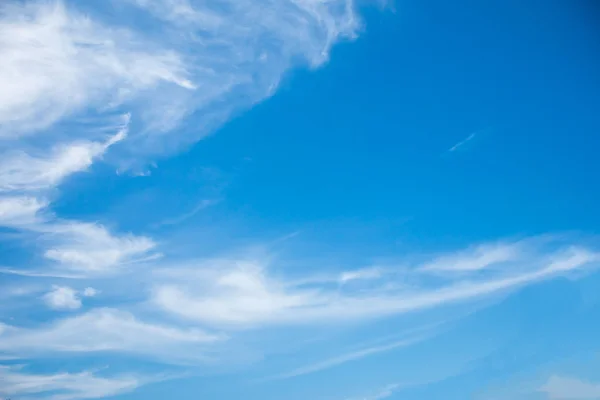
[0,365,142,400]
[43,285,83,310]
[0,115,156,276]
[539,375,600,400]
[0,308,222,363]
[1,1,598,399]
[152,239,599,328]
[275,335,427,379]
[0,2,192,137]
[0,120,127,192]
[0,0,358,158]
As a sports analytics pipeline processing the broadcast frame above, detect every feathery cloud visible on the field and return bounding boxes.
[151,239,599,328]
[419,242,520,273]
[0,365,142,400]
[0,1,192,137]
[0,121,127,192]
[0,0,358,157]
[0,196,46,226]
[41,222,157,273]
[0,308,222,363]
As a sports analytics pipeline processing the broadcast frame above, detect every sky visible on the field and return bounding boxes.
[1,0,600,399]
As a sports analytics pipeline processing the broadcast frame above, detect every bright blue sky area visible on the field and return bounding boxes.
[1,1,600,399]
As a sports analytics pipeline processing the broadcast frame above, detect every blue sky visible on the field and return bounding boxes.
[1,0,600,399]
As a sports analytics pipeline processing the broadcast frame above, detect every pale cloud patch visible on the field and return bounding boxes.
[42,222,158,273]
[154,198,220,227]
[0,308,223,363]
[0,119,127,192]
[42,286,100,310]
[340,267,383,284]
[43,285,82,310]
[352,384,401,400]
[82,287,99,297]
[539,375,600,399]
[0,365,141,400]
[274,335,428,379]
[420,242,520,273]
[0,196,46,227]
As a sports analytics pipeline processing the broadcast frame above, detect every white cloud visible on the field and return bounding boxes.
[340,267,383,283]
[0,0,359,157]
[0,120,127,192]
[539,375,600,399]
[0,220,157,276]
[0,113,156,275]
[0,365,141,400]
[0,1,192,137]
[152,240,599,328]
[0,196,46,226]
[43,285,82,310]
[420,242,520,272]
[83,287,99,297]
[42,222,158,273]
[122,0,358,154]
[0,308,222,363]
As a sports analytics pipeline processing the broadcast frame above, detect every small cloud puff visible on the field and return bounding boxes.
[43,286,82,310]
[43,286,100,310]
[83,287,100,297]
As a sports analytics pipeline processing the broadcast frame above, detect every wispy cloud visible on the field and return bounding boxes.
[539,375,600,400]
[151,239,599,328]
[0,1,597,399]
[448,132,477,152]
[346,383,402,400]
[0,0,358,158]
[0,122,127,192]
[419,242,520,273]
[0,365,143,400]
[154,198,220,227]
[41,221,158,274]
[0,196,47,226]
[339,267,384,284]
[0,1,192,137]
[0,308,222,363]
[273,335,429,379]
[0,115,157,276]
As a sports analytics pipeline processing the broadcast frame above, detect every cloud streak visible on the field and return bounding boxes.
[0,308,222,363]
[274,335,428,379]
[0,365,142,400]
[448,132,477,152]
[0,117,127,192]
[151,238,599,328]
